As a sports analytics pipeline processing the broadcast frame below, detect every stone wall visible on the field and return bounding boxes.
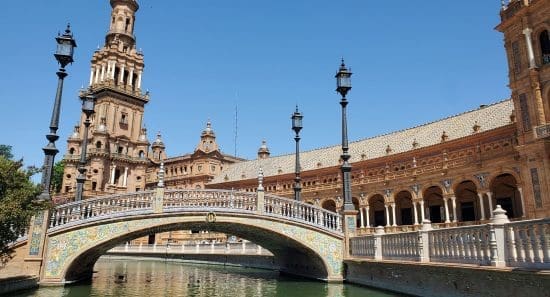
[345,259,550,297]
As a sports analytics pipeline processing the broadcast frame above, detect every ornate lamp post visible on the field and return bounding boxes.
[291,106,303,201]
[38,25,77,201]
[335,59,354,211]
[75,95,96,201]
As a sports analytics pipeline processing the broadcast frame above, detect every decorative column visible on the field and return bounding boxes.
[522,28,537,69]
[359,208,365,228]
[110,165,117,184]
[384,204,390,227]
[129,68,134,86]
[443,198,451,223]
[487,192,494,218]
[100,63,105,81]
[365,206,370,227]
[123,167,128,187]
[419,200,426,223]
[153,162,165,213]
[413,201,419,225]
[120,65,126,84]
[518,187,525,218]
[451,196,458,223]
[391,203,397,226]
[137,70,142,89]
[94,65,100,84]
[256,167,265,214]
[110,61,116,80]
[478,193,486,220]
[89,68,94,86]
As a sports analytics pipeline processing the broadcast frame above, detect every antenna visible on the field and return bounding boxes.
[234,102,238,157]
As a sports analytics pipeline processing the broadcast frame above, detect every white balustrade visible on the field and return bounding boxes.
[349,236,376,258]
[505,218,550,269]
[429,225,492,265]
[382,231,421,261]
[163,189,257,212]
[263,194,342,233]
[107,242,273,256]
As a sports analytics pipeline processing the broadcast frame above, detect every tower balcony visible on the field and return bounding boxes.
[80,80,149,103]
[535,124,550,139]
[500,0,535,22]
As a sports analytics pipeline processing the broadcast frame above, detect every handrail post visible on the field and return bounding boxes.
[256,168,265,214]
[154,162,165,213]
[490,205,510,267]
[374,226,385,260]
[419,220,432,262]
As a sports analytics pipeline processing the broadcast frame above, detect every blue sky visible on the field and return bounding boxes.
[0,1,510,170]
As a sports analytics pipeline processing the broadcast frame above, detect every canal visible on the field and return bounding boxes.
[14,257,404,297]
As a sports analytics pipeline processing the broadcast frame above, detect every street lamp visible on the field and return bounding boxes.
[75,95,96,201]
[291,106,303,201]
[38,24,77,201]
[335,59,354,211]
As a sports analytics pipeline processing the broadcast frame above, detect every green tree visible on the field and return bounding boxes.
[52,161,65,194]
[0,148,46,264]
[0,144,13,160]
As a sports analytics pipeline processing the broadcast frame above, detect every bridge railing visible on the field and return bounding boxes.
[263,194,342,233]
[49,190,156,229]
[163,189,257,212]
[349,206,550,270]
[107,242,273,256]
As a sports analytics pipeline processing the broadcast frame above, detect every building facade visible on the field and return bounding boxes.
[60,0,549,240]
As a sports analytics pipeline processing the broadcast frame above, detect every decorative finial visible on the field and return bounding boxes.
[441,131,449,142]
[257,167,264,191]
[386,144,392,155]
[65,23,71,34]
[157,162,165,188]
[412,138,419,149]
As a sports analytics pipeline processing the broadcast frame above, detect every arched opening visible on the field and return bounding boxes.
[352,197,360,227]
[321,199,336,213]
[113,67,120,86]
[62,220,333,283]
[490,173,523,218]
[423,186,444,223]
[369,194,386,227]
[114,169,121,186]
[454,181,478,222]
[69,147,75,155]
[395,191,413,226]
[540,30,550,65]
[138,150,145,158]
[95,141,102,149]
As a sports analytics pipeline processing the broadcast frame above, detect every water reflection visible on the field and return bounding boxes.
[15,257,402,297]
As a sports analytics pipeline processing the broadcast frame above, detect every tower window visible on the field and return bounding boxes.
[519,93,532,132]
[511,41,522,75]
[125,18,130,32]
[120,113,128,125]
[540,30,550,65]
[69,147,75,155]
[138,150,145,158]
[95,141,102,149]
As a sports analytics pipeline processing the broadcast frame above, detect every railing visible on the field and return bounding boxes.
[505,218,550,269]
[350,236,375,258]
[163,189,257,212]
[46,189,342,235]
[429,225,491,265]
[536,124,550,139]
[49,190,155,229]
[383,231,421,261]
[264,194,342,233]
[107,242,273,256]
[543,54,550,65]
[349,207,549,270]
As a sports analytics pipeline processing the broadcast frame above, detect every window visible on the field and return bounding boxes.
[92,182,97,191]
[540,30,550,65]
[138,150,145,158]
[120,113,128,125]
[69,148,75,155]
[95,141,102,149]
[519,94,531,132]
[512,41,522,75]
[211,165,216,172]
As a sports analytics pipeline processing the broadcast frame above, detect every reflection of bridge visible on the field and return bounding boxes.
[7,188,344,284]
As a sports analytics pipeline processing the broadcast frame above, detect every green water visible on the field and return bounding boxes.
[15,257,403,297]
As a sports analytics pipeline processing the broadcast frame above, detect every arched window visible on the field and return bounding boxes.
[95,141,102,149]
[540,30,550,65]
[69,148,75,155]
[138,150,145,158]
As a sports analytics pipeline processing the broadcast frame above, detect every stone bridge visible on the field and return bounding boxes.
[4,188,344,284]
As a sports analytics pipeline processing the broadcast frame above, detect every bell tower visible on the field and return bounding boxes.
[497,0,550,217]
[61,0,150,198]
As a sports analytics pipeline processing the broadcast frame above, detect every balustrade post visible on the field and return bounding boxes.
[490,205,510,267]
[419,220,432,262]
[374,226,384,260]
[154,163,165,213]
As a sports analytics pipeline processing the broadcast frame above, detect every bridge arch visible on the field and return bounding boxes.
[40,190,344,284]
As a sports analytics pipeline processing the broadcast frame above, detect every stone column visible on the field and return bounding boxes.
[365,206,370,227]
[443,198,451,223]
[413,201,419,225]
[129,68,134,86]
[487,192,494,218]
[451,196,458,223]
[120,65,126,84]
[110,165,116,184]
[419,200,425,223]
[522,28,537,69]
[359,207,365,228]
[89,68,94,86]
[123,167,128,187]
[94,65,100,84]
[100,64,106,81]
[518,187,525,218]
[478,193,486,220]
[384,204,390,227]
[391,203,397,226]
[137,70,142,89]
[111,61,116,80]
